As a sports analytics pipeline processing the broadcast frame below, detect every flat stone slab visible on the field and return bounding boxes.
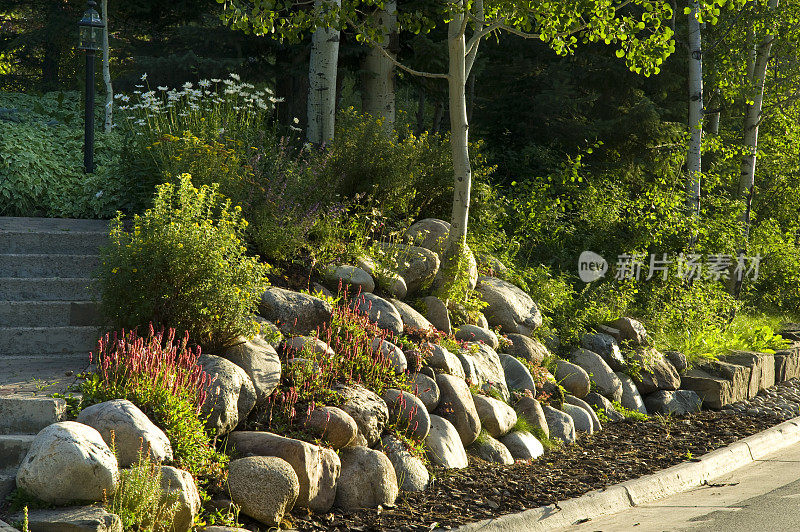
[0,395,66,434]
[14,506,122,532]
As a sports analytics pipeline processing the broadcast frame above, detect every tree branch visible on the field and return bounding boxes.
[465,0,485,78]
[345,16,449,80]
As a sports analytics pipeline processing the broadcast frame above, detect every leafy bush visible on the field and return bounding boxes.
[98,175,269,350]
[81,327,222,477]
[0,91,134,218]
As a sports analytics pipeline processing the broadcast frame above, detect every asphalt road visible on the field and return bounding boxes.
[560,438,800,532]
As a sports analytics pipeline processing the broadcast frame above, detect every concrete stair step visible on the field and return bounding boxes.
[0,229,109,254]
[0,301,101,327]
[0,217,111,233]
[0,354,90,396]
[0,326,99,356]
[0,395,66,435]
[0,254,100,278]
[0,278,96,301]
[0,435,35,471]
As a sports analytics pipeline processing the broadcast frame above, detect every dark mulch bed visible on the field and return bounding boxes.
[288,410,781,531]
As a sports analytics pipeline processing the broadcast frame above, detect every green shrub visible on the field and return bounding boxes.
[97,174,269,351]
[0,91,133,218]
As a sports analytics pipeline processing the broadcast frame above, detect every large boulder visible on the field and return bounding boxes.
[581,333,626,371]
[610,317,649,345]
[458,343,509,401]
[615,372,648,415]
[719,351,775,398]
[351,293,404,336]
[434,374,481,446]
[324,264,375,294]
[422,296,451,334]
[775,347,800,382]
[382,389,431,441]
[409,372,440,412]
[405,218,479,289]
[337,384,390,447]
[505,334,549,365]
[499,354,536,394]
[282,336,335,358]
[570,349,623,402]
[455,325,499,349]
[500,431,544,460]
[564,395,602,432]
[388,299,434,332]
[76,399,172,468]
[681,360,751,409]
[514,396,549,438]
[629,348,681,395]
[424,415,469,468]
[555,359,591,398]
[160,466,201,532]
[199,354,257,436]
[423,342,465,378]
[468,434,514,464]
[222,337,281,404]
[542,405,576,444]
[228,432,340,513]
[372,338,408,374]
[376,243,440,294]
[259,288,332,335]
[475,276,543,336]
[645,390,702,415]
[472,394,517,438]
[562,403,593,434]
[380,435,429,492]
[302,406,358,449]
[585,392,624,422]
[335,447,399,511]
[17,421,119,504]
[228,456,299,527]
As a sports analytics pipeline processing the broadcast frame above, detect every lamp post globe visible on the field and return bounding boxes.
[78,0,104,173]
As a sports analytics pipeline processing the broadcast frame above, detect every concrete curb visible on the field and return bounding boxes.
[448,416,800,531]
[0,518,16,532]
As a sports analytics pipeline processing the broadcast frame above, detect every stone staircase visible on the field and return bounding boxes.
[0,395,67,502]
[0,217,108,392]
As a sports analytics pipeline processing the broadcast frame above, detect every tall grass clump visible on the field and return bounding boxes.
[105,439,181,532]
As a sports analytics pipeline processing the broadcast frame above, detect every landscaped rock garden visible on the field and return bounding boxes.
[2,218,799,532]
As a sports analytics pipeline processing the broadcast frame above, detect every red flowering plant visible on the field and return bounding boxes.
[82,325,222,477]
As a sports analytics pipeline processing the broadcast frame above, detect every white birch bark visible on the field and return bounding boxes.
[307,0,341,145]
[446,2,471,257]
[362,0,396,131]
[738,0,778,205]
[686,1,703,219]
[101,0,112,133]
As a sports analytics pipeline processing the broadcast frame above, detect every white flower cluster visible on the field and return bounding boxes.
[115,72,283,128]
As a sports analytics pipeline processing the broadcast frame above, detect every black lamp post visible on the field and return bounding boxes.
[78,1,104,174]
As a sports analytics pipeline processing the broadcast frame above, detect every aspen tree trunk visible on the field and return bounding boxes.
[307,0,341,145]
[686,1,703,220]
[707,90,721,135]
[446,3,471,258]
[101,0,112,133]
[362,0,396,131]
[738,0,778,215]
[730,0,778,296]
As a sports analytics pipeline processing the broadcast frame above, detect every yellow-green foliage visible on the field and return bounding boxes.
[97,174,269,351]
[106,445,181,532]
